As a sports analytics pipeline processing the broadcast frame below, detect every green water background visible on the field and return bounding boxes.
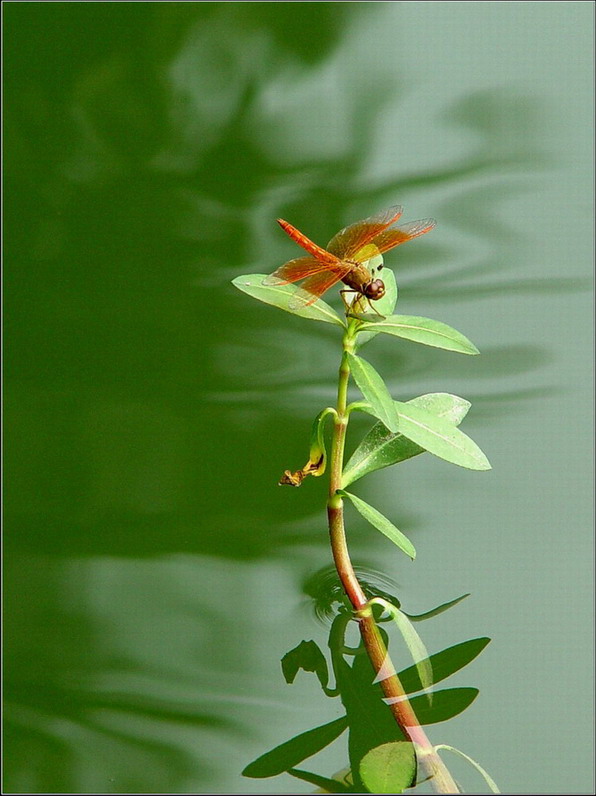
[4,2,594,793]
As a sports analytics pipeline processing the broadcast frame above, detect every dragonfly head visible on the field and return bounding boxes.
[364,279,385,301]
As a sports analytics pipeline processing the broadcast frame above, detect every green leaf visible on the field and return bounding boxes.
[434,745,500,793]
[340,490,416,560]
[287,768,352,793]
[367,600,433,698]
[359,314,479,355]
[404,592,470,622]
[306,408,335,477]
[242,715,348,778]
[394,401,491,470]
[356,262,398,347]
[333,630,407,791]
[372,261,398,318]
[345,353,400,433]
[342,393,471,487]
[359,742,416,794]
[404,687,479,724]
[232,274,345,327]
[397,638,490,695]
[281,640,330,692]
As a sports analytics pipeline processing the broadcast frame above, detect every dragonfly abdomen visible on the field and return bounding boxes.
[277,219,338,264]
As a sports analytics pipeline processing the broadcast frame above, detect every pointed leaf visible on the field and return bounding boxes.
[340,490,416,560]
[242,715,349,778]
[282,640,330,691]
[232,274,345,327]
[434,745,500,793]
[404,593,470,622]
[385,607,433,695]
[394,401,491,470]
[357,262,398,347]
[397,638,491,694]
[345,353,400,433]
[359,314,479,355]
[288,768,352,793]
[400,688,479,724]
[342,393,471,487]
[359,742,416,794]
[367,601,432,698]
[372,261,398,318]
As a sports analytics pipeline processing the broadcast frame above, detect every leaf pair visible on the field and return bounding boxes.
[347,353,491,480]
[232,274,481,359]
[343,392,472,486]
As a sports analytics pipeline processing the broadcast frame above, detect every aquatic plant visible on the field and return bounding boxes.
[233,207,498,794]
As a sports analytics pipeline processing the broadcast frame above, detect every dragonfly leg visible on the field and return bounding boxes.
[340,288,360,314]
[367,298,385,317]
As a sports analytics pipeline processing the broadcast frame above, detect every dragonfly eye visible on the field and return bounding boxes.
[365,279,385,300]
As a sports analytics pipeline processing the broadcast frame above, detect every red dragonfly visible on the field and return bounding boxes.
[264,206,435,311]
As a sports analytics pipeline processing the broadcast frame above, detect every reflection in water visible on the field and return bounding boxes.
[303,565,404,621]
[5,552,294,793]
[5,1,592,793]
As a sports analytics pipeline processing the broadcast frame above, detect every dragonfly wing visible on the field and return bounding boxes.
[263,256,327,286]
[288,264,352,309]
[326,206,403,259]
[354,218,436,260]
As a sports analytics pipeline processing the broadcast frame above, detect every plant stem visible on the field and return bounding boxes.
[326,326,460,794]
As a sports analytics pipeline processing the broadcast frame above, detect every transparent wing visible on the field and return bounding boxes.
[262,257,328,286]
[353,218,436,260]
[288,264,352,309]
[326,206,403,259]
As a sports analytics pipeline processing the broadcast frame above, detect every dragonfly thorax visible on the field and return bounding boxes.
[342,262,385,301]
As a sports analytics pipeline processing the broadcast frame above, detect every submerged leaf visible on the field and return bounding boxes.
[397,638,491,694]
[394,401,491,470]
[333,628,407,791]
[345,353,400,433]
[342,393,471,487]
[366,600,432,698]
[359,314,479,355]
[232,274,345,327]
[359,742,416,794]
[402,687,479,724]
[340,490,416,560]
[242,715,348,778]
[404,592,470,622]
[434,745,500,793]
[287,768,353,793]
[288,768,351,793]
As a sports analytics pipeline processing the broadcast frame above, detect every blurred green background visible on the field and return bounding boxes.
[4,2,593,794]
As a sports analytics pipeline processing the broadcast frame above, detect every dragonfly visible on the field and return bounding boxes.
[263,205,436,312]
